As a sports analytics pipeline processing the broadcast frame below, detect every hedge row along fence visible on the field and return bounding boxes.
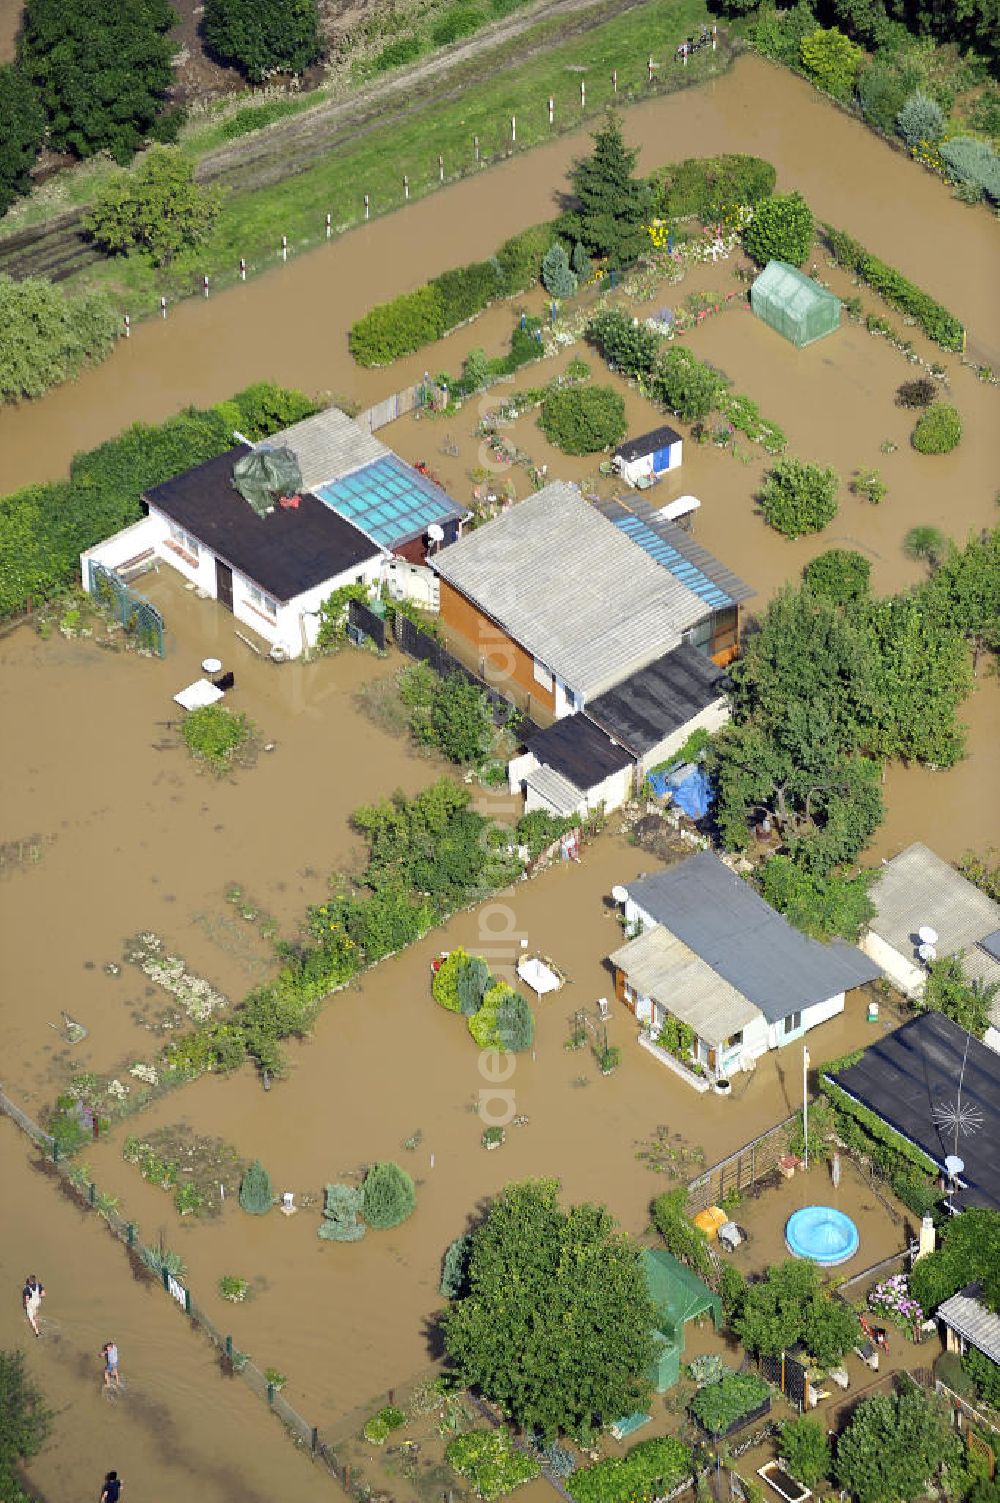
[822,224,965,353]
[0,383,318,620]
[348,222,556,366]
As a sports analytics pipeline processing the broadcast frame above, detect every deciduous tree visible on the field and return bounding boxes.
[0,65,44,217]
[19,0,177,162]
[444,1180,655,1436]
[922,953,996,1038]
[203,0,322,81]
[743,191,815,267]
[85,147,220,267]
[835,1387,960,1503]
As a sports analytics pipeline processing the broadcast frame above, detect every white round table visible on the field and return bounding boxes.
[202,657,223,674]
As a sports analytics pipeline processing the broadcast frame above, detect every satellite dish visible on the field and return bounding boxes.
[427,523,445,543]
[918,925,939,946]
[918,943,937,963]
[944,1155,964,1180]
[611,885,629,904]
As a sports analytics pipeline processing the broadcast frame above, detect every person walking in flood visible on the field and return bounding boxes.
[102,1341,121,1389]
[100,1471,123,1501]
[22,1274,44,1337]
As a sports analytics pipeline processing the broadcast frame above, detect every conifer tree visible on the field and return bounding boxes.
[566,112,652,268]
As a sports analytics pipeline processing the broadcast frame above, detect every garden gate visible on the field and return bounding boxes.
[88,561,165,657]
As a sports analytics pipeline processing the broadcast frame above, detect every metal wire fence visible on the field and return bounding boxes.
[0,1085,359,1492]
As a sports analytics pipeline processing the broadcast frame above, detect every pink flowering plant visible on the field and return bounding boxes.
[868,1274,924,1338]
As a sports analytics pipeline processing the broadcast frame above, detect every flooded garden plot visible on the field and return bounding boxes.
[0,568,447,1104]
[74,827,902,1430]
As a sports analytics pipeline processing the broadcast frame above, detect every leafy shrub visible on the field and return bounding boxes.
[803,548,871,604]
[719,1263,747,1322]
[896,378,937,409]
[963,1345,1000,1408]
[896,90,945,147]
[363,1404,407,1444]
[349,285,445,366]
[761,856,875,940]
[572,242,592,280]
[218,1275,250,1302]
[457,956,491,1016]
[174,1182,206,1216]
[368,33,423,73]
[45,1094,91,1156]
[751,0,818,68]
[182,705,256,774]
[0,275,119,406]
[940,136,1000,203]
[652,1188,713,1280]
[318,1183,366,1241]
[239,1159,273,1214]
[430,5,482,44]
[743,191,815,267]
[652,346,727,422]
[850,468,886,505]
[823,225,964,351]
[539,386,626,454]
[362,1161,416,1229]
[541,242,578,299]
[433,948,470,1012]
[799,27,862,99]
[203,0,322,80]
[911,405,962,454]
[691,1373,771,1435]
[780,1416,831,1486]
[568,1437,691,1503]
[432,260,501,328]
[446,1428,540,1500]
[495,222,556,292]
[858,57,913,134]
[440,1233,475,1297]
[430,673,494,762]
[658,154,776,220]
[758,458,839,537]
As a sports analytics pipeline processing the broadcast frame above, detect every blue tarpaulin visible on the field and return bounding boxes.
[647,763,714,820]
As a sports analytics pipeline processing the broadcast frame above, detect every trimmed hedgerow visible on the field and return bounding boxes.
[348,284,446,367]
[568,1436,691,1503]
[823,225,964,352]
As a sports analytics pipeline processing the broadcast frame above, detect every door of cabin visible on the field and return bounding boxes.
[215,559,233,612]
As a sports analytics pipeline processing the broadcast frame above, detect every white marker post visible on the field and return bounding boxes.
[364,193,370,220]
[612,68,617,93]
[548,96,554,126]
[439,154,444,182]
[403,174,409,200]
[474,134,480,163]
[580,78,585,108]
[510,115,516,143]
[123,314,130,338]
[281,234,287,262]
[160,296,167,319]
[239,257,246,281]
[203,274,209,298]
[325,212,332,239]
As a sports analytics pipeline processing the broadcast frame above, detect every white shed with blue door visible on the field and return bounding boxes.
[614,425,683,487]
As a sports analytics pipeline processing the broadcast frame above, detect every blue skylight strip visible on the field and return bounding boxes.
[315,454,462,548]
[613,517,731,609]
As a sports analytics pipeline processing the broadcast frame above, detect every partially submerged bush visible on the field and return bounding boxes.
[539,385,626,455]
[743,191,814,267]
[362,1161,416,1229]
[911,405,962,454]
[896,90,945,148]
[318,1183,366,1241]
[896,378,937,409]
[182,704,256,774]
[446,1428,540,1501]
[239,1159,273,1215]
[440,1233,474,1298]
[363,1404,407,1444]
[432,948,470,1012]
[803,549,871,605]
[758,458,839,537]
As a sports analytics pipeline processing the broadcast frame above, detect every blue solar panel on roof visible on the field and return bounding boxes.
[613,517,731,608]
[315,455,462,547]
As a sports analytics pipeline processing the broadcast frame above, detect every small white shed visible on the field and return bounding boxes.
[614,425,683,487]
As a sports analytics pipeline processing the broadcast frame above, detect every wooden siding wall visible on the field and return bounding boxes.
[438,580,556,720]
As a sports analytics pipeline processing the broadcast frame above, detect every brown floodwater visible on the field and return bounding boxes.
[0,1117,336,1503]
[0,0,21,61]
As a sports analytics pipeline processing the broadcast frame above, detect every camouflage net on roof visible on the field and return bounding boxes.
[232,446,303,518]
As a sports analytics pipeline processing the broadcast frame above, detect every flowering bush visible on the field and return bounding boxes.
[869,1274,923,1336]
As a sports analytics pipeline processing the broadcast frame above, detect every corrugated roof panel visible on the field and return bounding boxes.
[614,516,732,609]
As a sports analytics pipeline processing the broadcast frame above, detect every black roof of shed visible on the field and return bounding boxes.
[586,643,728,757]
[525,714,633,791]
[145,447,381,603]
[829,1012,1000,1212]
[614,426,683,463]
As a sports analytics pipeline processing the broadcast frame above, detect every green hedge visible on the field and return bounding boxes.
[819,1074,939,1174]
[657,154,776,220]
[348,221,559,367]
[568,1436,691,1503]
[0,381,318,618]
[822,224,965,352]
[691,1372,771,1436]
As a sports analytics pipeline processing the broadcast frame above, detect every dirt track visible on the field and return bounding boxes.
[0,0,704,283]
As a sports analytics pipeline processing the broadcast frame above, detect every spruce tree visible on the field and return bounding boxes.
[567,112,652,268]
[239,1159,273,1214]
[362,1162,416,1229]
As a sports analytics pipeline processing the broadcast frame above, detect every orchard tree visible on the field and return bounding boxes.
[743,191,815,267]
[760,855,875,941]
[566,111,652,268]
[835,1387,960,1503]
[19,0,176,162]
[780,1416,831,1488]
[203,0,323,81]
[443,1180,655,1436]
[0,65,44,217]
[909,1209,1000,1318]
[652,346,726,422]
[758,458,839,538]
[859,593,971,767]
[802,549,871,605]
[85,147,220,267]
[539,385,627,454]
[736,1260,822,1356]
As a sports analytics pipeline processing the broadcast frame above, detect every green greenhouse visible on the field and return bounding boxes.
[751,259,841,348]
[641,1248,722,1392]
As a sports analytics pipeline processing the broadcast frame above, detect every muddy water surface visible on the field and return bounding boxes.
[1,54,998,492]
[0,1118,335,1503]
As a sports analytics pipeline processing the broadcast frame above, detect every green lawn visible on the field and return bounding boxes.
[63,0,722,315]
